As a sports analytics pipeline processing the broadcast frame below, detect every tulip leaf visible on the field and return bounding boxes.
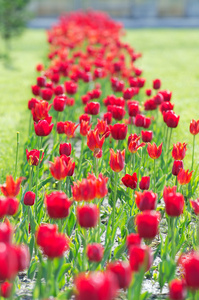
[114,241,126,259]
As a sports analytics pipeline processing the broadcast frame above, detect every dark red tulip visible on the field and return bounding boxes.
[34,120,54,136]
[15,245,30,272]
[103,112,112,125]
[145,89,152,96]
[135,210,160,239]
[86,243,104,262]
[28,98,39,110]
[110,123,127,140]
[137,77,145,88]
[163,110,180,128]
[121,173,137,189]
[45,191,72,219]
[54,85,64,95]
[79,114,91,124]
[190,119,199,135]
[0,282,13,298]
[6,198,19,216]
[0,197,8,219]
[163,189,184,217]
[26,149,44,166]
[108,105,125,121]
[153,79,161,90]
[37,76,46,87]
[169,279,186,300]
[31,85,40,96]
[159,90,172,102]
[144,98,157,111]
[85,102,100,115]
[141,130,153,142]
[53,96,66,112]
[77,205,99,228]
[123,88,134,100]
[139,176,150,190]
[129,245,153,272]
[134,114,145,127]
[59,143,72,156]
[135,191,157,211]
[57,121,66,134]
[24,191,35,206]
[107,261,132,289]
[127,101,140,117]
[172,160,183,176]
[154,93,164,105]
[41,88,53,101]
[160,101,174,114]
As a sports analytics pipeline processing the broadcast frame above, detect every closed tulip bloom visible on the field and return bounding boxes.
[110,123,127,140]
[28,98,39,110]
[160,101,174,114]
[190,199,199,215]
[144,98,157,111]
[107,261,132,289]
[121,173,137,189]
[141,130,153,142]
[77,205,99,228]
[26,149,44,166]
[135,114,145,127]
[36,223,58,248]
[154,93,164,105]
[137,77,146,88]
[127,101,140,117]
[64,121,79,138]
[147,142,163,159]
[126,233,142,250]
[0,221,12,244]
[53,96,66,112]
[163,110,180,128]
[1,175,24,198]
[41,233,70,259]
[31,84,40,96]
[54,85,64,95]
[143,117,151,129]
[34,120,54,136]
[45,191,72,219]
[129,245,153,272]
[123,87,134,100]
[108,105,125,121]
[41,88,53,101]
[135,191,157,211]
[136,211,160,239]
[85,102,100,115]
[79,114,91,124]
[0,282,13,298]
[163,191,184,217]
[145,89,152,96]
[24,191,35,206]
[75,271,118,300]
[15,245,30,272]
[57,121,66,134]
[172,142,187,160]
[59,143,71,156]
[37,76,46,87]
[159,90,172,102]
[178,252,199,290]
[169,279,186,300]
[153,79,161,90]
[177,169,193,185]
[65,80,78,95]
[139,176,150,190]
[172,160,183,176]
[0,197,8,219]
[190,119,199,135]
[86,243,104,262]
[0,243,18,281]
[103,112,112,125]
[110,149,125,172]
[6,198,19,216]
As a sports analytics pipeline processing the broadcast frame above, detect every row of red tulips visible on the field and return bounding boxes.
[1,10,199,300]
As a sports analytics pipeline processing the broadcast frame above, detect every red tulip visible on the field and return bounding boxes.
[154,93,164,105]
[134,114,145,127]
[141,130,153,142]
[123,87,134,100]
[65,80,78,95]
[31,100,52,123]
[28,98,39,110]
[163,110,180,128]
[126,233,142,250]
[87,129,105,155]
[59,143,72,156]
[147,142,163,159]
[49,155,75,180]
[178,252,199,290]
[15,245,30,272]
[0,197,8,219]
[103,112,112,125]
[37,76,46,87]
[169,279,186,300]
[41,233,70,259]
[163,188,184,217]
[87,173,108,199]
[6,198,19,216]
[128,135,145,154]
[190,199,199,215]
[144,98,157,111]
[107,261,132,289]
[127,101,140,117]
[79,114,91,124]
[108,105,125,121]
[24,191,35,206]
[177,169,193,185]
[135,191,157,211]
[26,149,44,166]
[1,175,24,198]
[121,173,137,189]
[109,149,125,172]
[77,205,99,228]
[172,160,183,176]
[96,119,108,135]
[53,95,66,112]
[153,79,161,90]
[86,243,104,262]
[85,102,100,115]
[64,121,79,138]
[41,88,53,101]
[145,89,152,96]
[190,119,199,135]
[0,243,18,281]
[0,220,13,244]
[57,121,66,134]
[45,191,72,219]
[139,176,150,190]
[34,120,54,136]
[160,101,174,114]
[159,90,172,102]
[31,84,40,96]
[129,245,153,272]
[135,210,160,239]
[36,223,58,248]
[172,142,187,160]
[54,85,64,95]
[0,282,13,298]
[110,123,127,140]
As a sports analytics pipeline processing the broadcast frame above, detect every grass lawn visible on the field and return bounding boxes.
[0,28,199,182]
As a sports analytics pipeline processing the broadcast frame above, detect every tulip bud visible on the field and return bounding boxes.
[172,160,183,176]
[169,279,186,300]
[129,245,153,272]
[59,143,72,156]
[141,130,153,142]
[77,205,99,228]
[153,79,161,90]
[107,261,132,289]
[86,243,104,262]
[139,176,150,190]
[24,191,35,206]
[135,211,160,239]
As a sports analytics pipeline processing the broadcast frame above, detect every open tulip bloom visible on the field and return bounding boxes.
[3,9,199,300]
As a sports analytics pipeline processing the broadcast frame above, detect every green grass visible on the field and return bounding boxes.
[0,28,199,182]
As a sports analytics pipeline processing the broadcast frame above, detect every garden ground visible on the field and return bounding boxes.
[0,28,199,181]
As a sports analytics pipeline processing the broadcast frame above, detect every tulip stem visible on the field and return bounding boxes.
[82,228,88,271]
[14,131,19,179]
[153,159,156,192]
[137,150,142,189]
[169,217,176,260]
[191,135,196,171]
[35,137,42,218]
[112,172,119,233]
[78,137,84,177]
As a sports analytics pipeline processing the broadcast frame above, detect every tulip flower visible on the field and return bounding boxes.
[145,89,152,96]
[107,261,132,289]
[0,243,18,281]
[87,129,105,157]
[129,245,153,272]
[154,93,164,105]
[110,123,127,140]
[35,223,58,248]
[190,119,199,170]
[0,282,13,298]
[77,204,99,228]
[141,130,153,142]
[135,191,157,211]
[15,245,30,272]
[34,120,54,136]
[121,173,137,189]
[41,88,53,101]
[126,233,142,251]
[37,76,46,87]
[163,191,184,217]
[172,142,187,160]
[31,100,52,123]
[79,113,91,124]
[26,149,44,166]
[159,101,174,114]
[177,169,193,185]
[159,90,172,102]
[127,101,140,117]
[169,279,186,300]
[135,210,160,239]
[0,175,24,198]
[139,176,150,190]
[147,142,163,160]
[190,199,199,215]
[153,78,161,90]
[40,233,70,259]
[109,149,125,172]
[103,112,112,125]
[53,95,66,112]
[163,110,180,128]
[28,98,39,110]
[128,134,145,154]
[31,84,40,96]
[49,155,75,181]
[178,252,199,290]
[85,102,100,115]
[0,197,8,219]
[59,143,72,156]
[86,243,104,262]
[65,80,78,95]
[108,105,125,121]
[45,191,72,219]
[172,160,183,176]
[24,191,35,206]
[64,121,79,138]
[56,121,66,134]
[144,98,157,111]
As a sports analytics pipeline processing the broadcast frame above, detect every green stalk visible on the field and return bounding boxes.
[35,137,42,218]
[82,229,88,271]
[112,172,119,232]
[153,159,156,193]
[137,150,142,189]
[78,137,84,177]
[170,217,176,260]
[14,132,19,179]
[191,135,196,171]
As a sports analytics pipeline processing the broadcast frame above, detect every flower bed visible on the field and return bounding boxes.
[0,10,199,300]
